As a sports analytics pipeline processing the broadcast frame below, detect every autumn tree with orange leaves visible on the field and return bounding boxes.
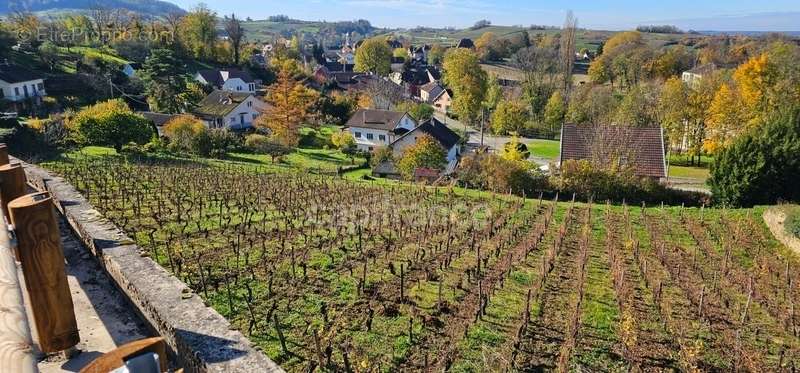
[256,64,319,147]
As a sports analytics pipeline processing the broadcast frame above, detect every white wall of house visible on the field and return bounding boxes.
[0,79,46,102]
[222,78,256,93]
[349,127,394,151]
[122,64,136,77]
[204,96,264,130]
[348,114,417,151]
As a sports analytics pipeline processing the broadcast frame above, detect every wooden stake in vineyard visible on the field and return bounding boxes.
[9,191,80,353]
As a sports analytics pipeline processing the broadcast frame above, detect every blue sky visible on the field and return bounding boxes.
[171,0,800,30]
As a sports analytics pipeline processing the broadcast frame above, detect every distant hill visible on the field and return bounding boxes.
[1,0,185,17]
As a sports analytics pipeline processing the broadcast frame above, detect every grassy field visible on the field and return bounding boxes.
[37,149,800,372]
[528,139,560,160]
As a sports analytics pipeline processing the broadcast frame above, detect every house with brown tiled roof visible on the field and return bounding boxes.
[558,124,667,179]
[344,109,417,151]
[192,90,267,131]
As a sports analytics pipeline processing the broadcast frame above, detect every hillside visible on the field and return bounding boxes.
[0,0,185,17]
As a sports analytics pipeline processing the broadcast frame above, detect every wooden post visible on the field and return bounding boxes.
[0,202,37,373]
[8,192,79,353]
[0,163,27,219]
[0,143,9,166]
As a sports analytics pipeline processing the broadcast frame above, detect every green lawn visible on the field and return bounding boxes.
[668,165,710,180]
[528,139,560,160]
[61,145,364,173]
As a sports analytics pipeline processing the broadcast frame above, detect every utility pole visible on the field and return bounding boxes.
[480,107,485,147]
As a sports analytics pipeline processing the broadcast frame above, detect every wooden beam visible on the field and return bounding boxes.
[9,192,79,354]
[0,197,37,373]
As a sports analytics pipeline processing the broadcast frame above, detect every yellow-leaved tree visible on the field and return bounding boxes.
[733,53,775,127]
[256,66,319,147]
[704,83,746,153]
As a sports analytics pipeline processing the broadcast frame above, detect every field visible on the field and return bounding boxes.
[42,156,800,372]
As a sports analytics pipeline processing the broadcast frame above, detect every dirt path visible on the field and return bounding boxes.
[763,208,800,255]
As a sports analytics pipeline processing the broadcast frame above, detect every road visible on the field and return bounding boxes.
[434,113,554,167]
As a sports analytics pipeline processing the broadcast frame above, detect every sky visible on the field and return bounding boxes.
[170,0,800,31]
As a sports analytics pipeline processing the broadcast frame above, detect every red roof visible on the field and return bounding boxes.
[559,124,666,178]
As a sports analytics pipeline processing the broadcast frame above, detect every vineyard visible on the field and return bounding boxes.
[44,157,800,372]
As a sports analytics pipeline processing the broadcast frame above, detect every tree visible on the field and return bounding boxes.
[354,38,392,76]
[0,22,15,56]
[491,100,528,135]
[396,135,446,179]
[257,67,317,146]
[475,32,497,61]
[543,90,566,133]
[38,41,60,71]
[658,77,690,151]
[331,131,358,163]
[396,101,434,121]
[709,113,800,207]
[140,49,189,113]
[500,134,530,161]
[163,115,206,151]
[443,48,488,128]
[428,44,446,65]
[560,11,578,92]
[70,99,153,152]
[483,75,503,112]
[614,84,658,126]
[704,83,746,153]
[180,4,217,60]
[245,134,293,162]
[224,14,245,65]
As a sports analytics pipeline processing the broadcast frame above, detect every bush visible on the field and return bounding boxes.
[163,115,207,152]
[70,99,154,152]
[193,129,242,158]
[458,152,547,195]
[710,114,800,207]
[245,134,292,163]
[551,159,704,205]
[397,135,446,179]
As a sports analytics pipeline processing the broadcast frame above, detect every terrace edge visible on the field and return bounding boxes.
[15,158,284,373]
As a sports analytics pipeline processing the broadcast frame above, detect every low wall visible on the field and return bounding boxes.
[18,159,283,373]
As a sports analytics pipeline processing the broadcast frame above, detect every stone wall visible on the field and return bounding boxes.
[18,159,283,373]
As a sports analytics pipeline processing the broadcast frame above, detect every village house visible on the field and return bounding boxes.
[345,108,417,151]
[195,69,258,93]
[0,62,47,103]
[419,82,452,114]
[681,63,716,88]
[390,117,461,162]
[558,123,667,180]
[192,90,265,131]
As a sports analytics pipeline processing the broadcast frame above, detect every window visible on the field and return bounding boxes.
[14,87,19,96]
[0,88,3,98]
[37,83,44,90]
[249,83,255,91]
[22,85,28,97]
[230,117,236,124]
[236,86,242,91]
[378,134,386,142]
[366,133,374,140]
[247,101,253,107]
[252,113,257,119]
[354,131,362,138]
[368,147,374,151]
